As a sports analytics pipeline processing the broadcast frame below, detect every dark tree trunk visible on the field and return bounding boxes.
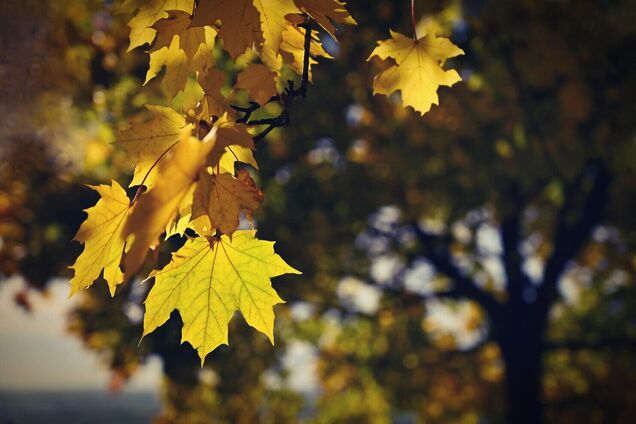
[499,334,544,424]
[495,300,547,424]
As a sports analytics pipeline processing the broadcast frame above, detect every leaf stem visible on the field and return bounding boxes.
[129,140,179,206]
[411,0,418,40]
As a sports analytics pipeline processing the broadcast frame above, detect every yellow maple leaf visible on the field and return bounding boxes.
[213,120,256,157]
[293,0,356,39]
[165,145,259,239]
[235,63,278,105]
[124,0,194,52]
[164,183,196,239]
[116,105,186,189]
[218,145,258,173]
[161,39,192,97]
[70,181,131,296]
[190,0,263,59]
[253,0,300,57]
[122,119,254,278]
[143,231,301,364]
[151,11,203,51]
[146,12,217,98]
[192,170,264,236]
[199,121,257,178]
[368,30,464,115]
[122,126,208,279]
[195,68,230,121]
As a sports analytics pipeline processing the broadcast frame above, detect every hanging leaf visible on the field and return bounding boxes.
[70,181,131,296]
[368,30,464,115]
[143,231,301,364]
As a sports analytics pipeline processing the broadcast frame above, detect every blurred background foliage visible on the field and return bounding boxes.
[1,0,635,422]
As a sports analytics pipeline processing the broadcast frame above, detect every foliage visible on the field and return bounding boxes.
[2,0,636,423]
[67,0,464,364]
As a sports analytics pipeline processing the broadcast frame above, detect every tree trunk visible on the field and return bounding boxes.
[496,308,545,424]
[501,339,543,423]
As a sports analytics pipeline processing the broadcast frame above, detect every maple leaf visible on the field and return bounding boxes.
[167,145,258,239]
[293,0,356,39]
[368,30,464,115]
[190,0,263,59]
[146,12,217,98]
[195,68,230,121]
[218,145,258,173]
[116,105,186,189]
[143,231,301,364]
[164,184,197,239]
[235,63,278,105]
[122,126,208,279]
[151,12,204,52]
[253,0,300,57]
[70,181,131,296]
[213,120,256,156]
[124,0,194,51]
[192,170,264,236]
[122,119,254,278]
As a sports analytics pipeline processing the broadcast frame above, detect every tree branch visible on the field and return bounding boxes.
[544,337,636,351]
[536,160,612,312]
[299,18,312,98]
[500,185,530,306]
[233,16,314,144]
[412,225,503,319]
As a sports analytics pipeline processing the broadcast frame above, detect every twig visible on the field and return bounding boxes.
[300,18,312,98]
[232,16,315,144]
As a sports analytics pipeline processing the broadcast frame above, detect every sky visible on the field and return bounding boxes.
[0,276,161,392]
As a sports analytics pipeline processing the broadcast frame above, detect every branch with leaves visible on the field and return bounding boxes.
[69,0,465,364]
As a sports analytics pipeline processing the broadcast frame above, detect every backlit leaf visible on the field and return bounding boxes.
[122,126,208,279]
[195,68,230,121]
[235,63,278,105]
[143,231,301,364]
[368,30,464,115]
[190,0,263,59]
[70,181,131,296]
[253,0,300,57]
[293,0,356,39]
[122,119,254,278]
[124,0,194,51]
[146,12,217,98]
[116,105,186,189]
[192,170,264,236]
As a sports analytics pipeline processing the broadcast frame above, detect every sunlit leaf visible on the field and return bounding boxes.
[144,231,301,363]
[368,30,463,115]
[70,181,131,296]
